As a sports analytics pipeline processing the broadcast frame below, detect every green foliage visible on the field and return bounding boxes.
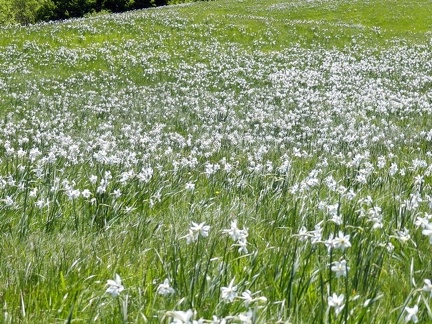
[0,0,14,25]
[0,0,207,25]
[97,0,133,13]
[168,0,203,4]
[17,0,56,24]
[36,0,56,21]
[0,0,55,25]
[96,0,169,13]
[51,0,96,19]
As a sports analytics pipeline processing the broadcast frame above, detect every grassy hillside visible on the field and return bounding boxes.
[1,0,432,322]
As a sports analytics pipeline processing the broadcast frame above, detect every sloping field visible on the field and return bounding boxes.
[1,0,432,322]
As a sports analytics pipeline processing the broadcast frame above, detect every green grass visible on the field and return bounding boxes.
[1,0,432,323]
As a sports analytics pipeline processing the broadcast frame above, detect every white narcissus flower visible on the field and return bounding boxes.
[396,228,411,242]
[404,305,419,323]
[183,222,211,244]
[3,196,14,207]
[211,315,228,324]
[423,279,432,296]
[332,231,351,251]
[414,215,430,228]
[222,220,248,242]
[310,222,323,244]
[223,220,249,254]
[89,175,98,184]
[185,182,195,191]
[157,278,175,296]
[328,293,344,315]
[106,274,124,297]
[331,259,349,278]
[221,278,238,302]
[238,309,254,324]
[239,290,267,306]
[81,189,92,198]
[421,223,432,244]
[165,309,195,323]
[240,290,254,306]
[323,234,335,253]
[190,222,210,238]
[234,237,248,254]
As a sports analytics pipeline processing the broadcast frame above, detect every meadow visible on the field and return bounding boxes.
[1,0,432,322]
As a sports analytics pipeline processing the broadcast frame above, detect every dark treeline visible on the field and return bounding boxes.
[51,0,169,20]
[0,0,198,25]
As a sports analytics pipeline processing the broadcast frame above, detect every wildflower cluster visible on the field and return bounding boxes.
[222,220,249,254]
[1,0,432,322]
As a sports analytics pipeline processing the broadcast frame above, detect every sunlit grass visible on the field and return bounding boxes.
[1,0,432,323]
